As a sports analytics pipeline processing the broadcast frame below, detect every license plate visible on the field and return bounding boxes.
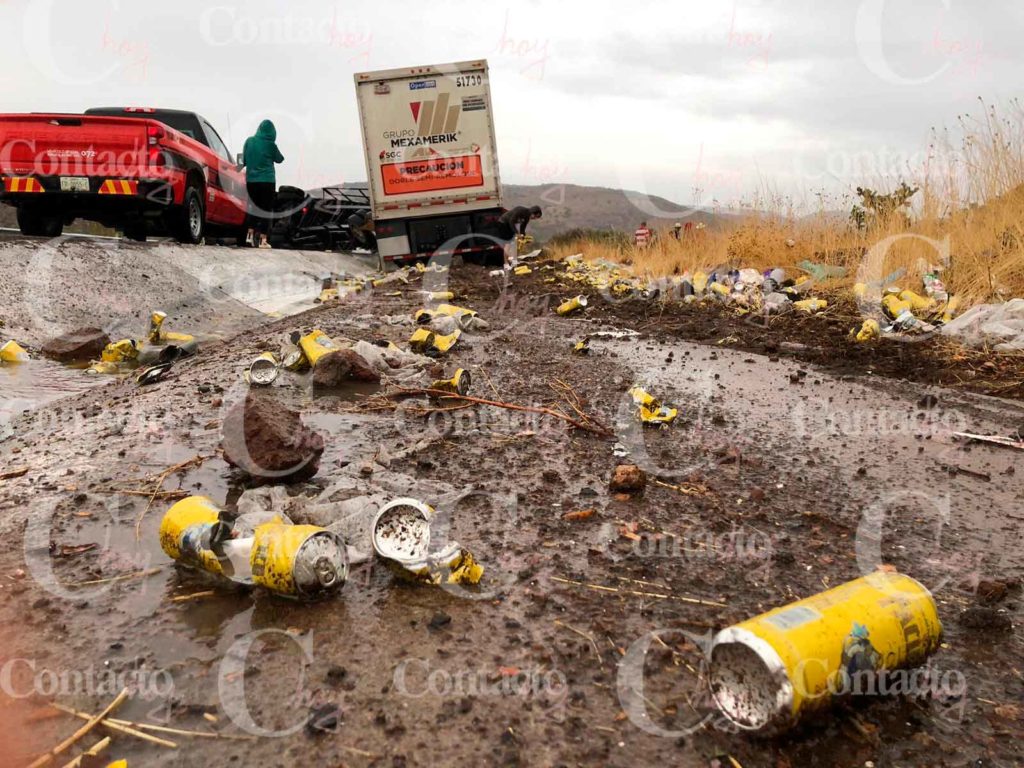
[60,176,89,192]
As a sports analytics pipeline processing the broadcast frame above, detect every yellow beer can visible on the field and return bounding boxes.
[556,295,588,316]
[295,329,339,367]
[0,340,29,363]
[710,571,942,733]
[249,521,348,599]
[159,496,225,577]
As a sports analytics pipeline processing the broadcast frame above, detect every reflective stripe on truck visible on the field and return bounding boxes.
[3,177,44,193]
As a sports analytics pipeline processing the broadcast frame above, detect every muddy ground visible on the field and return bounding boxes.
[1,245,1022,767]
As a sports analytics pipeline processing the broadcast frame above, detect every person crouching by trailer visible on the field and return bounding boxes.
[239,119,284,249]
[497,205,542,268]
[347,209,376,250]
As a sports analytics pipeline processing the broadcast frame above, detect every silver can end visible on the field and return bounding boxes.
[709,627,794,732]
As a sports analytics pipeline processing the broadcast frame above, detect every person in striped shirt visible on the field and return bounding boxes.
[634,221,652,248]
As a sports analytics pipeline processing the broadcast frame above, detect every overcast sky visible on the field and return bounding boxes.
[1,0,1019,212]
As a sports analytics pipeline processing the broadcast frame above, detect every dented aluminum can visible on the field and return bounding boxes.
[372,498,483,586]
[0,340,29,363]
[248,352,280,386]
[249,521,348,599]
[292,329,339,367]
[556,295,588,316]
[710,572,942,733]
[430,368,471,397]
[159,496,348,599]
[409,328,460,355]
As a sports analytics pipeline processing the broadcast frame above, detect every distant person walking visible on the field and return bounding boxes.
[239,119,284,249]
[498,205,542,268]
[634,221,652,248]
[672,222,682,240]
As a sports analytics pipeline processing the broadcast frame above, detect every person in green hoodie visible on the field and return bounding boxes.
[239,119,284,249]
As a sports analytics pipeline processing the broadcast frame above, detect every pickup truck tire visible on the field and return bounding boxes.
[172,183,205,244]
[17,206,63,238]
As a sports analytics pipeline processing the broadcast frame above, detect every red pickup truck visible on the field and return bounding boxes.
[0,107,248,242]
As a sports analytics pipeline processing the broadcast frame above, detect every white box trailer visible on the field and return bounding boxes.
[354,59,505,263]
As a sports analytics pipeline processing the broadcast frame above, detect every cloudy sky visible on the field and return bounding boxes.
[1,0,1019,211]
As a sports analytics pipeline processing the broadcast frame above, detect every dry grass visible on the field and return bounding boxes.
[547,101,1024,309]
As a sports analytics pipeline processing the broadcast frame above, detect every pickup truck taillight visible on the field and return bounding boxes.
[147,124,165,146]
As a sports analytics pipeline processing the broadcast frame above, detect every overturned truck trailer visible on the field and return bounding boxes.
[354,59,505,264]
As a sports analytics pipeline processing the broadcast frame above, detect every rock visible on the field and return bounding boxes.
[976,579,1011,605]
[306,703,341,734]
[609,464,646,494]
[428,611,452,631]
[959,606,1013,632]
[312,349,380,389]
[221,392,325,484]
[41,327,110,362]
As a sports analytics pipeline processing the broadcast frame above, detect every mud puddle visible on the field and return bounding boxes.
[0,360,104,436]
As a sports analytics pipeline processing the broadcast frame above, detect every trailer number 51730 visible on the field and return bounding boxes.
[456,75,482,87]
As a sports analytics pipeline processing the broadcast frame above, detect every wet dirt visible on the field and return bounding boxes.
[0,255,1022,767]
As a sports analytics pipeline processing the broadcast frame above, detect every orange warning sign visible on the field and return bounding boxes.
[381,155,484,195]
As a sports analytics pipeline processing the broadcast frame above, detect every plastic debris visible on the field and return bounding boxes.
[710,572,942,733]
[573,339,590,355]
[941,298,1024,351]
[513,265,532,276]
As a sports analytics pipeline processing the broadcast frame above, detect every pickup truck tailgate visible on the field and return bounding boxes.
[0,114,148,175]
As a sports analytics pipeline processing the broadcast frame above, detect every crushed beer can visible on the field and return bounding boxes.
[101,338,140,364]
[793,298,828,313]
[628,386,677,425]
[430,368,471,397]
[709,571,942,733]
[246,351,280,386]
[513,265,532,276]
[0,340,29,363]
[573,339,591,355]
[855,319,881,343]
[372,498,483,586]
[556,295,588,316]
[159,496,348,599]
[426,291,455,301]
[409,327,460,356]
[291,329,339,367]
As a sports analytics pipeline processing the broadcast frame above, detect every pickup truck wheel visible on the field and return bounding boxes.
[173,184,205,244]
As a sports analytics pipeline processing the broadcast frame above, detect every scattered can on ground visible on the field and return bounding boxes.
[249,521,349,599]
[292,329,339,368]
[159,496,348,599]
[0,340,29,363]
[430,368,471,397]
[409,328,460,356]
[556,295,588,316]
[709,571,942,733]
[372,498,483,586]
[628,386,678,425]
[101,338,140,364]
[247,351,280,386]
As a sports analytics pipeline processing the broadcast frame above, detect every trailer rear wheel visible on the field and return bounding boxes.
[17,206,63,237]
